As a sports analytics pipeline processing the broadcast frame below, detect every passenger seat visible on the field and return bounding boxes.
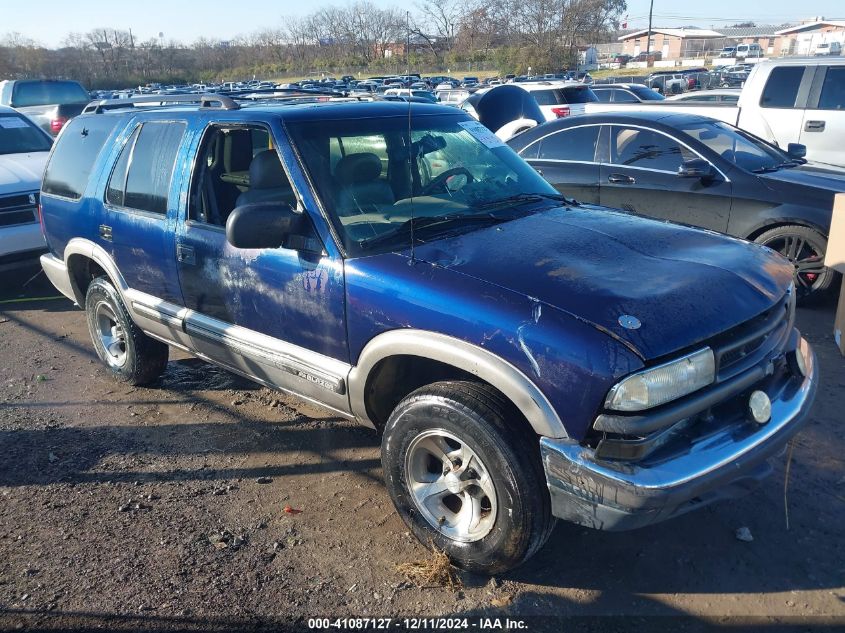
[236,150,295,207]
[335,152,394,216]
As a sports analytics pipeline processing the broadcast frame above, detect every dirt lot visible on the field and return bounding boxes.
[1,265,844,631]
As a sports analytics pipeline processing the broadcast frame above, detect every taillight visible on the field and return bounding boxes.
[551,106,570,118]
[50,117,68,134]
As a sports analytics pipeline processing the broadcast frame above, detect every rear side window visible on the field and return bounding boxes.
[561,87,598,104]
[11,81,89,107]
[594,90,612,102]
[106,121,186,214]
[537,126,601,162]
[817,67,845,110]
[760,66,805,108]
[612,90,639,103]
[532,90,559,106]
[42,116,120,200]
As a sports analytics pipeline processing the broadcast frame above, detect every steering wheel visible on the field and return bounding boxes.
[420,167,474,196]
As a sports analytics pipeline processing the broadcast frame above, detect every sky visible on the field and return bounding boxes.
[2,0,844,48]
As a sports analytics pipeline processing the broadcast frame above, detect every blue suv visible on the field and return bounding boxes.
[39,94,817,574]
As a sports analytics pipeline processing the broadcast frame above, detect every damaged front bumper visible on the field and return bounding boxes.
[539,335,817,531]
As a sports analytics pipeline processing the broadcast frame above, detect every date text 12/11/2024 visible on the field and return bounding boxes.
[307,618,529,630]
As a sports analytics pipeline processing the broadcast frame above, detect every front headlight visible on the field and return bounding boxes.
[605,348,716,412]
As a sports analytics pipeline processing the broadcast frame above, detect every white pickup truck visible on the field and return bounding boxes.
[583,58,845,168]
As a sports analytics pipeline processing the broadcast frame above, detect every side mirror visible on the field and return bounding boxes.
[226,203,312,250]
[787,143,807,160]
[678,158,716,180]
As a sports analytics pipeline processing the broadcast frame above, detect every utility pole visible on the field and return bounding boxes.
[646,0,654,58]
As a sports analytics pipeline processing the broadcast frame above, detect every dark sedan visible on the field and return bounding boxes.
[508,112,843,298]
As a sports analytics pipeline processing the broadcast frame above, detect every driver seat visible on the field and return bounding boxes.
[335,153,394,216]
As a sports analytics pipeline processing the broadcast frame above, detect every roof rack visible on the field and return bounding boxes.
[82,93,240,114]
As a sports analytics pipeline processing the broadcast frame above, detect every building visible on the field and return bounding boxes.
[775,20,845,56]
[617,28,724,59]
[716,26,788,56]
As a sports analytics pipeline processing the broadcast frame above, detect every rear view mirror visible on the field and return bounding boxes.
[226,202,312,250]
[678,158,716,180]
[787,143,807,160]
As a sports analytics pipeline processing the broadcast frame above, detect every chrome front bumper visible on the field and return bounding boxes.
[540,335,817,531]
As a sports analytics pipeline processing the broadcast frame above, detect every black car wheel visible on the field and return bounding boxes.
[381,381,555,575]
[755,225,834,300]
[85,277,169,385]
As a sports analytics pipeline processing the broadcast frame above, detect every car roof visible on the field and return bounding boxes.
[592,84,649,90]
[85,99,459,123]
[508,111,718,147]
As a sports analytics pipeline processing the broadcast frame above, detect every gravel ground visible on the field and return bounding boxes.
[0,265,844,631]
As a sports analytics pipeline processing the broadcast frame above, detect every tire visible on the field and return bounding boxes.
[381,381,555,575]
[85,277,168,385]
[753,225,835,301]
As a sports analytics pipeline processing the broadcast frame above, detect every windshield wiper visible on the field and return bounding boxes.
[359,212,507,250]
[752,160,801,174]
[472,192,578,210]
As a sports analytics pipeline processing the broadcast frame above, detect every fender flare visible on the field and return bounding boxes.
[347,329,568,438]
[63,238,131,305]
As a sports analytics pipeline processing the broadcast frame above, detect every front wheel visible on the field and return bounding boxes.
[381,381,555,575]
[754,225,834,301]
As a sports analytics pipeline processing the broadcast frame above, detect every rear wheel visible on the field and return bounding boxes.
[85,277,168,385]
[381,381,555,575]
[754,225,834,301]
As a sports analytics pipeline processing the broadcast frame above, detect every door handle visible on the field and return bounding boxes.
[608,174,636,184]
[804,120,826,132]
[99,224,112,241]
[176,244,196,265]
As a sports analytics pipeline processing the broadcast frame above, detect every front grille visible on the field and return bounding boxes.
[711,293,791,381]
[0,192,38,227]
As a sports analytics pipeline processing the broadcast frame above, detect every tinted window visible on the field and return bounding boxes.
[532,90,559,106]
[120,122,185,214]
[631,86,664,101]
[594,89,612,102]
[105,126,140,207]
[0,113,52,155]
[613,90,639,103]
[760,66,804,108]
[11,81,89,107]
[561,87,598,104]
[818,67,845,110]
[538,126,601,162]
[610,126,693,172]
[42,116,119,200]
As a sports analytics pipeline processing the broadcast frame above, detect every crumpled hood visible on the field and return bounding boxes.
[412,205,793,360]
[0,152,48,193]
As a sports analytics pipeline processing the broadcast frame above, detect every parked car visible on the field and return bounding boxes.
[0,79,90,136]
[509,81,599,120]
[592,83,665,103]
[613,54,632,65]
[666,89,742,104]
[736,43,763,59]
[645,72,687,94]
[583,58,845,167]
[39,95,817,575]
[814,42,842,56]
[508,111,842,298]
[0,105,52,270]
[383,88,437,103]
[634,51,662,62]
[719,46,738,58]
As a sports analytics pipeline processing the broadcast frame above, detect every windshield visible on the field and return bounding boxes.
[0,113,52,155]
[678,119,790,172]
[11,81,89,107]
[286,113,560,256]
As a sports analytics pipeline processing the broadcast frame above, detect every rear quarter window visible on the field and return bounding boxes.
[42,116,121,200]
[561,87,598,104]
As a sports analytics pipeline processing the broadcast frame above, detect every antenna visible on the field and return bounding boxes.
[406,9,416,264]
